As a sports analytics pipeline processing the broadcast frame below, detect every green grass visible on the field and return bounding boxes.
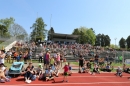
[4,63,12,69]
[71,62,118,72]
[4,60,39,69]
[71,62,130,66]
[71,62,79,65]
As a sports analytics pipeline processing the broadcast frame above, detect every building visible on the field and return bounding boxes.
[48,33,79,44]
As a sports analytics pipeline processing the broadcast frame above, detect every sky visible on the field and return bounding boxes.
[0,0,130,45]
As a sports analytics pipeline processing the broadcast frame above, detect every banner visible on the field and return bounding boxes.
[125,59,130,64]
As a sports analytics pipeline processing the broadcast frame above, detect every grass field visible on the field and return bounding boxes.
[72,62,130,67]
[4,60,129,72]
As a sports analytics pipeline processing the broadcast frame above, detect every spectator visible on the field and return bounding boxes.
[79,55,84,73]
[39,51,43,63]
[0,63,10,82]
[45,66,54,81]
[62,63,69,82]
[123,64,130,73]
[116,66,122,77]
[0,50,6,64]
[36,64,43,78]
[95,54,99,64]
[68,62,72,75]
[91,63,100,75]
[24,67,36,83]
[6,50,12,63]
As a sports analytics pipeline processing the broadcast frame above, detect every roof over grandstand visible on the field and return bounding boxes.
[48,33,80,39]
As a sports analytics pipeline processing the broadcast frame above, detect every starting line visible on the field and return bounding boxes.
[2,82,130,86]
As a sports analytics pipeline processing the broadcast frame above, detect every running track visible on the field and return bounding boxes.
[2,73,130,86]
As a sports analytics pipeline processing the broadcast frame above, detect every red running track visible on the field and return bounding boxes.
[1,73,130,86]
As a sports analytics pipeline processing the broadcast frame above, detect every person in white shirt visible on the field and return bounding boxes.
[0,50,6,64]
[39,52,43,63]
[45,66,54,81]
[6,50,12,63]
[0,63,9,82]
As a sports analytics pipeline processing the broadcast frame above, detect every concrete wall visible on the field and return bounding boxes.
[5,41,17,51]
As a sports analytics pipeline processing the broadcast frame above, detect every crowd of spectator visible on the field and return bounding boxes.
[0,41,129,83]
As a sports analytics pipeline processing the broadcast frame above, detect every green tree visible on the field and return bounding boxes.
[95,34,101,46]
[48,27,55,40]
[86,29,96,45]
[72,27,96,44]
[101,34,105,47]
[72,28,80,35]
[126,35,130,48]
[79,31,87,44]
[30,17,47,41]
[0,17,15,37]
[119,37,126,48]
[0,17,15,29]
[95,34,111,47]
[104,35,111,46]
[110,44,119,49]
[72,28,80,43]
[0,25,7,36]
[90,28,95,34]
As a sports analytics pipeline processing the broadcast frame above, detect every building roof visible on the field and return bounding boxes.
[48,33,80,39]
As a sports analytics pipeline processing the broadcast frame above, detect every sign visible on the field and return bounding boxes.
[125,59,130,64]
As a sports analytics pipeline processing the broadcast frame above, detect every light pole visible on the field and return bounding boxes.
[115,38,117,49]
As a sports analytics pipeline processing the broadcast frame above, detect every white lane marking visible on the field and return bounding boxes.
[2,82,130,86]
[15,76,129,79]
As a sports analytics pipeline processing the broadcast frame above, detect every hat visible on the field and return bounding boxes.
[65,62,68,65]
[38,64,43,68]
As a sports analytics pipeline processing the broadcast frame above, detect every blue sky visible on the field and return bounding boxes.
[0,0,130,45]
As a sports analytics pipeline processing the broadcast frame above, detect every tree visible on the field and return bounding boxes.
[95,34,101,46]
[72,28,80,43]
[72,28,80,35]
[104,35,111,46]
[0,24,8,36]
[30,17,47,41]
[95,34,111,47]
[101,34,105,47]
[0,17,15,29]
[9,23,28,40]
[110,44,119,49]
[119,37,126,48]
[72,27,96,44]
[0,17,15,37]
[48,27,55,40]
[126,35,130,48]
[90,28,95,34]
[79,31,87,44]
[86,29,96,45]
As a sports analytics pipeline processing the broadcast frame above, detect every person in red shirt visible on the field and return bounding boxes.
[62,63,69,82]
